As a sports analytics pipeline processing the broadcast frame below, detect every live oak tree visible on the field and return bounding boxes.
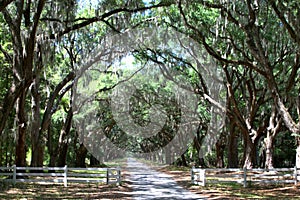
[173,0,299,168]
[0,0,173,167]
[0,0,298,169]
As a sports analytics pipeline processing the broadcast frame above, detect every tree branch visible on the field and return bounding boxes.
[270,0,300,46]
[40,71,76,132]
[177,0,267,77]
[0,0,14,12]
[46,2,173,39]
[31,0,46,38]
[0,44,12,63]
[286,53,300,92]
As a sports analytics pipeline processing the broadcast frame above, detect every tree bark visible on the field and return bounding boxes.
[264,136,274,169]
[182,154,188,166]
[228,122,239,168]
[216,139,225,168]
[264,107,282,169]
[0,0,45,137]
[15,90,27,167]
[243,132,256,169]
[0,82,28,136]
[30,76,44,167]
[56,107,73,167]
[40,72,75,133]
[165,145,171,164]
[0,0,15,12]
[0,139,2,166]
[47,126,56,167]
[90,155,100,166]
[56,142,69,167]
[75,144,87,167]
[193,125,207,167]
[1,1,46,168]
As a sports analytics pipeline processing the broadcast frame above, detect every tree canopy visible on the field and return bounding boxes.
[0,0,299,169]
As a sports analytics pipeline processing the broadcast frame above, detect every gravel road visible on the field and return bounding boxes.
[126,158,206,200]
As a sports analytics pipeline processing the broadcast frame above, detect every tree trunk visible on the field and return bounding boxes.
[152,154,157,162]
[0,139,2,166]
[56,107,73,167]
[216,139,225,168]
[193,125,207,167]
[243,133,256,169]
[265,69,300,170]
[30,77,44,167]
[0,83,26,136]
[165,145,171,164]
[56,142,69,167]
[264,136,274,169]
[193,138,207,167]
[90,155,100,166]
[228,124,238,168]
[40,72,75,134]
[31,143,44,167]
[75,144,87,167]
[263,106,282,169]
[0,0,45,138]
[176,154,188,166]
[15,90,27,167]
[47,125,57,167]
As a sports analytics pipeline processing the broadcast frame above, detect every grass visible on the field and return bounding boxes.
[161,165,191,172]
[194,183,300,199]
[104,158,128,167]
[2,160,299,199]
[0,162,128,199]
[0,160,130,199]
[0,182,132,200]
[68,169,107,174]
[159,166,300,199]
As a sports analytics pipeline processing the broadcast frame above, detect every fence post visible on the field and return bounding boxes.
[200,169,206,186]
[243,168,247,188]
[63,165,68,187]
[117,167,121,186]
[191,167,195,184]
[106,168,109,184]
[295,166,298,185]
[13,165,16,186]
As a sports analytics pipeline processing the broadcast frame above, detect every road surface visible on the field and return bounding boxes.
[126,158,206,200]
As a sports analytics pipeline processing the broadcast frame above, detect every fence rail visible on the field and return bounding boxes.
[0,165,121,187]
[191,167,300,187]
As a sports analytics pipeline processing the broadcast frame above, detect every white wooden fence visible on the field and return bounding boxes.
[191,167,300,187]
[0,165,121,187]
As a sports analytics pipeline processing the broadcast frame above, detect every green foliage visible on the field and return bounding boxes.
[0,15,12,102]
[274,132,296,167]
[0,0,299,170]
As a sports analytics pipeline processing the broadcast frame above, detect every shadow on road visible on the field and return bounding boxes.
[126,158,206,200]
